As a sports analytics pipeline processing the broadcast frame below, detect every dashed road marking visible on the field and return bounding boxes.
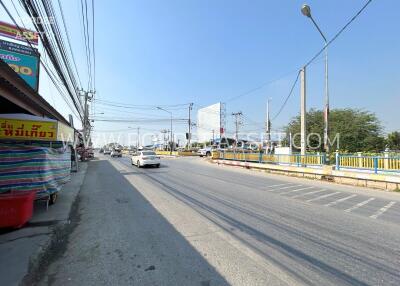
[266,184,303,192]
[291,189,325,198]
[265,183,295,189]
[370,201,396,219]
[307,192,340,202]
[280,186,314,195]
[344,198,375,213]
[324,194,357,207]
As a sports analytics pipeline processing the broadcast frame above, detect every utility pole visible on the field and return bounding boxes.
[265,98,271,153]
[232,111,243,147]
[157,107,173,155]
[78,89,95,148]
[137,127,140,149]
[300,67,307,156]
[161,129,167,150]
[188,103,193,148]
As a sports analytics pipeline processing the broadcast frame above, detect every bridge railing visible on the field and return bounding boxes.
[215,151,325,167]
[336,153,400,174]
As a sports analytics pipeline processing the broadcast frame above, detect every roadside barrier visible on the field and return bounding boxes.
[336,153,400,174]
[155,150,198,156]
[214,151,325,167]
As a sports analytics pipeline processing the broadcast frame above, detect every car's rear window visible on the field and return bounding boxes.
[142,151,156,155]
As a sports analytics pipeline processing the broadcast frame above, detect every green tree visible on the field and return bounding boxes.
[285,108,385,153]
[386,131,400,150]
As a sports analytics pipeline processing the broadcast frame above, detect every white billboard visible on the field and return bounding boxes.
[197,103,221,142]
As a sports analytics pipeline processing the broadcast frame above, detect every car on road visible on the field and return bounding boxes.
[111,148,122,157]
[197,147,213,157]
[103,148,111,155]
[131,151,160,167]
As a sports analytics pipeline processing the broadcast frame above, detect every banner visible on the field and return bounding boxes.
[0,21,39,45]
[0,118,57,141]
[0,39,40,91]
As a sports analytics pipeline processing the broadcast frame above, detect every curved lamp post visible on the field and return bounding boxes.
[301,4,330,154]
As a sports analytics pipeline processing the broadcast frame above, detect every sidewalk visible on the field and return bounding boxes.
[0,162,87,286]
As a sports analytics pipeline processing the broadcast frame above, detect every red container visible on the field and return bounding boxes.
[0,191,36,228]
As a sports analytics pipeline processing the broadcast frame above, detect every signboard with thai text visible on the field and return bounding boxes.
[0,118,57,141]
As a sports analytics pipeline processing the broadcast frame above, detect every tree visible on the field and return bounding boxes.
[386,131,400,150]
[285,108,385,153]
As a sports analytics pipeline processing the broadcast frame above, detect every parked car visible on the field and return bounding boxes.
[111,148,122,157]
[131,151,160,167]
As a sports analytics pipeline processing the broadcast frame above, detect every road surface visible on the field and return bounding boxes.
[37,155,400,286]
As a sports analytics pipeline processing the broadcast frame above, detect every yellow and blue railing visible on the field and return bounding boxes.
[336,154,400,174]
[214,151,325,167]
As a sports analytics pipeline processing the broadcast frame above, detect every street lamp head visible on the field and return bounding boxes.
[301,4,311,18]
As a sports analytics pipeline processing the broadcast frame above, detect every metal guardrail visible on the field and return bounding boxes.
[336,154,400,174]
[215,151,325,167]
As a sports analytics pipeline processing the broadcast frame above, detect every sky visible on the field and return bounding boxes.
[1,0,399,146]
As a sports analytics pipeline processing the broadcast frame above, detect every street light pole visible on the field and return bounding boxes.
[157,107,173,155]
[301,4,329,154]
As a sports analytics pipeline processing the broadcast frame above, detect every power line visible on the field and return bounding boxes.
[304,0,374,68]
[0,0,84,120]
[271,0,374,121]
[56,0,82,88]
[271,71,300,121]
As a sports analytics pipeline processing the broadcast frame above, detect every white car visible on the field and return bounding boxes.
[131,151,161,168]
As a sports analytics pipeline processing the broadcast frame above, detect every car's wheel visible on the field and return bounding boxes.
[206,152,211,157]
[131,159,134,165]
[137,160,141,168]
[156,164,160,168]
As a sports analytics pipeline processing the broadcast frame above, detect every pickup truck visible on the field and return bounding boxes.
[197,147,213,157]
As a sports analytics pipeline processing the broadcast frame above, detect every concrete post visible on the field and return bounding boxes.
[300,67,307,156]
[384,149,389,170]
[357,152,363,168]
[335,150,339,170]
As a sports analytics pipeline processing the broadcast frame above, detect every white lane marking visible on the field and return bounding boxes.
[280,186,314,195]
[325,194,357,207]
[370,202,396,219]
[344,198,375,213]
[266,184,303,192]
[307,192,340,202]
[265,183,295,189]
[291,189,325,198]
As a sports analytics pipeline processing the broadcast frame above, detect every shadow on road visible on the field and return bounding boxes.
[139,170,400,286]
[37,159,229,285]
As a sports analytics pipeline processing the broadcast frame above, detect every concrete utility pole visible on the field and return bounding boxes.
[137,127,140,149]
[232,111,243,146]
[157,107,173,155]
[265,98,271,153]
[301,4,329,154]
[161,129,167,150]
[188,103,193,148]
[300,67,307,156]
[78,89,95,147]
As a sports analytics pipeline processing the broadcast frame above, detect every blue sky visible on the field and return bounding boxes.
[1,0,399,145]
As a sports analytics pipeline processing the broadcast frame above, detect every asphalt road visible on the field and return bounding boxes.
[38,155,400,286]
